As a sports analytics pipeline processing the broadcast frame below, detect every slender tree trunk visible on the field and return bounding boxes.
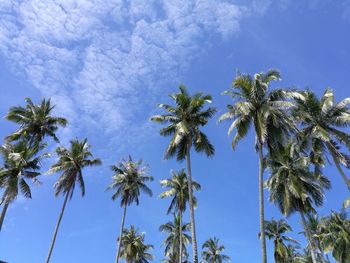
[179,211,183,263]
[115,205,127,263]
[300,211,317,263]
[0,200,10,232]
[186,142,199,263]
[332,154,350,191]
[45,190,70,263]
[257,142,267,263]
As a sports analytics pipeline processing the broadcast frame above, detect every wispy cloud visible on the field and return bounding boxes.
[0,0,246,146]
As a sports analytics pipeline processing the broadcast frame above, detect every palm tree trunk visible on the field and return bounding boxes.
[115,205,127,263]
[179,211,183,263]
[0,200,10,232]
[257,142,267,263]
[332,154,350,191]
[186,142,199,263]
[300,211,317,263]
[45,190,70,263]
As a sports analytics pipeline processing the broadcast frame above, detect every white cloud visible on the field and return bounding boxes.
[0,0,246,147]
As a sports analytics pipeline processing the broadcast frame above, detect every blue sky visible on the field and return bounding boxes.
[0,0,349,262]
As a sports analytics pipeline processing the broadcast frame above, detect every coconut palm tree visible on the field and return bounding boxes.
[160,169,200,263]
[263,219,298,263]
[200,237,230,263]
[151,85,216,263]
[318,211,350,263]
[286,245,306,263]
[301,214,329,262]
[5,98,67,147]
[292,88,350,191]
[45,139,101,263]
[0,141,46,231]
[159,214,191,262]
[219,70,297,263]
[266,141,330,263]
[120,225,154,263]
[107,156,153,263]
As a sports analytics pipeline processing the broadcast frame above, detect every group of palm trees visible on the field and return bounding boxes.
[217,70,350,263]
[0,69,349,263]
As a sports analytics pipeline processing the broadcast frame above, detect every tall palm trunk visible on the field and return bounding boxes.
[186,142,199,263]
[179,211,183,263]
[257,142,267,263]
[0,200,10,232]
[116,205,127,263]
[300,211,317,263]
[45,189,70,263]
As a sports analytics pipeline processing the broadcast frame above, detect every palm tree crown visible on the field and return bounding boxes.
[159,214,191,260]
[292,88,350,190]
[151,85,216,160]
[0,140,46,231]
[160,169,201,214]
[120,225,154,263]
[263,219,298,263]
[218,70,297,150]
[5,98,67,145]
[266,141,331,216]
[200,237,230,263]
[318,211,350,263]
[0,141,45,203]
[107,156,153,207]
[47,138,101,199]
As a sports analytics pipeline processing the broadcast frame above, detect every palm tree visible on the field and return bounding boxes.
[292,88,350,190]
[151,85,216,263]
[45,139,101,263]
[200,237,230,263]
[160,169,200,263]
[286,245,305,263]
[5,98,67,147]
[219,70,297,263]
[159,214,191,262]
[0,141,46,231]
[120,225,154,263]
[263,219,298,263]
[318,211,350,263]
[302,214,329,262]
[266,141,330,263]
[107,156,153,263]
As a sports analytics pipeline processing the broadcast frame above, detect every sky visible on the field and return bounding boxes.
[0,0,350,262]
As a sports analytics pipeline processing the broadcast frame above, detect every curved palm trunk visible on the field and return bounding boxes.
[332,154,350,191]
[45,190,70,263]
[300,211,317,263]
[257,143,267,263]
[179,211,183,263]
[115,205,127,263]
[0,200,10,232]
[186,143,199,263]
